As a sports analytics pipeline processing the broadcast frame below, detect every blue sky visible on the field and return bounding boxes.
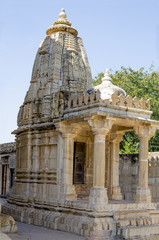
[0,0,159,143]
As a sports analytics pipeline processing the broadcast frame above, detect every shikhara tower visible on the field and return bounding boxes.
[3,9,159,240]
[23,8,92,118]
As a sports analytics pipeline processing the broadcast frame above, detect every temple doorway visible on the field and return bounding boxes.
[73,142,86,184]
[1,164,8,195]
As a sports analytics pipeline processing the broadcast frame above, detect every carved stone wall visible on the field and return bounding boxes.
[119,154,139,201]
[11,130,59,204]
[148,153,159,202]
[119,152,159,202]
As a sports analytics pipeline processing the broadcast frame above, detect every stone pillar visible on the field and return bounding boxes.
[55,122,77,201]
[34,134,40,170]
[16,137,20,169]
[88,117,114,207]
[93,132,106,188]
[109,133,123,200]
[27,132,32,169]
[105,134,111,197]
[61,133,77,200]
[134,125,156,202]
[32,133,40,201]
[85,138,93,190]
[25,132,32,199]
[56,133,63,196]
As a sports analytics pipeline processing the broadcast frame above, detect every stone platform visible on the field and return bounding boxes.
[2,198,159,239]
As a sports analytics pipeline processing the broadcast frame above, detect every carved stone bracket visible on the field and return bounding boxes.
[55,121,81,138]
[87,116,115,136]
[134,125,157,140]
[110,131,124,143]
[55,122,73,135]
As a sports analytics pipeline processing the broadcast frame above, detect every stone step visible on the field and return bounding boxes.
[117,224,159,238]
[131,235,159,240]
[107,202,157,212]
[113,209,150,220]
[116,216,152,228]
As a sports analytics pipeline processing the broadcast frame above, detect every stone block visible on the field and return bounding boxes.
[126,95,132,107]
[130,219,137,226]
[118,94,125,106]
[118,219,130,227]
[135,187,152,202]
[0,214,17,233]
[89,187,108,208]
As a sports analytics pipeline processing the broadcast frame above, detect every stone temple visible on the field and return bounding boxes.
[3,9,159,239]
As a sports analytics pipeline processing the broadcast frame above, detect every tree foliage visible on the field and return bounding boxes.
[93,66,159,153]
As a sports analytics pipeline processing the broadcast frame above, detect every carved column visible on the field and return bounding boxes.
[34,134,40,171]
[61,132,77,200]
[27,132,32,169]
[26,132,32,199]
[88,116,114,207]
[109,132,123,200]
[55,122,77,201]
[30,132,40,201]
[134,125,156,202]
[85,137,94,189]
[93,131,107,187]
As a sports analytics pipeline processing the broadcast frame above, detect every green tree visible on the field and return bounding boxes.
[93,66,159,153]
[92,72,104,86]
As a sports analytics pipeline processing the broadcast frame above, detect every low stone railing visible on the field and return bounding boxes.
[64,90,100,109]
[64,91,151,111]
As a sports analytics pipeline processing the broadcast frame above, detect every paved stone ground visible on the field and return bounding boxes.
[3,221,85,240]
[0,198,85,240]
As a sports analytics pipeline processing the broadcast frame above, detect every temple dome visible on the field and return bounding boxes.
[94,69,126,100]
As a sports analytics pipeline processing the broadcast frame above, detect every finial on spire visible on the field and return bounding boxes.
[102,68,112,82]
[105,68,109,76]
[59,8,67,19]
[46,8,78,37]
